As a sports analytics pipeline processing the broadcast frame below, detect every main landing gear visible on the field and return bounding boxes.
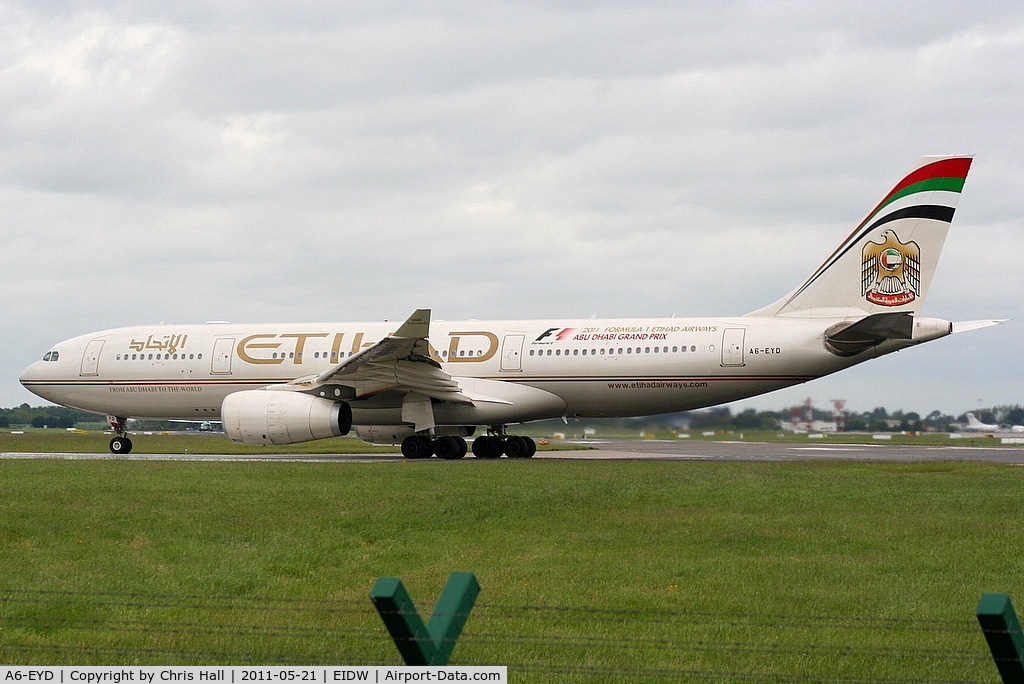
[400,434,469,460]
[400,429,537,460]
[471,434,536,459]
[106,415,133,455]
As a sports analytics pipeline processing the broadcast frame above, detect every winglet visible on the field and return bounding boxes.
[394,308,431,339]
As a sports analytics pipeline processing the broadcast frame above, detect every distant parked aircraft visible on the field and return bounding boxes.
[964,413,1024,433]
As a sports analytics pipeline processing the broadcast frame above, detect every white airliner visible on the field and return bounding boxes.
[964,413,1024,433]
[20,155,1003,459]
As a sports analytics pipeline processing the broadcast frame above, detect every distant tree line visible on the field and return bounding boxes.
[3,403,1023,433]
[592,404,1024,434]
[0,404,103,429]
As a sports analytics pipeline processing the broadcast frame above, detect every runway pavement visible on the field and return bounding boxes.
[3,439,1024,463]
[544,439,1024,463]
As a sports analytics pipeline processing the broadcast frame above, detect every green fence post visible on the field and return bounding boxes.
[370,576,436,665]
[427,571,481,665]
[370,572,480,666]
[977,593,1024,683]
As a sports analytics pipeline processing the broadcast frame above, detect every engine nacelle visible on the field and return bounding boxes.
[354,425,416,446]
[354,425,474,446]
[222,390,352,445]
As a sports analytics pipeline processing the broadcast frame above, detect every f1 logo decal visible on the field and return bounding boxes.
[534,327,576,342]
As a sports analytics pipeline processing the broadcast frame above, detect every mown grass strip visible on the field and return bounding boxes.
[0,459,1020,679]
[2,427,1014,456]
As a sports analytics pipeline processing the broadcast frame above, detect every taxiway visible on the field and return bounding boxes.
[3,439,1023,463]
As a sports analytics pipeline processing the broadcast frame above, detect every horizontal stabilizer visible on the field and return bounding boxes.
[952,319,1008,334]
[824,312,914,357]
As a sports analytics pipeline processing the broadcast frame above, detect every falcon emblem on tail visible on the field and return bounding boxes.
[861,230,920,307]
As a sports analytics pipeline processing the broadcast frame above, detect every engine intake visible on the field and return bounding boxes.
[222,390,352,445]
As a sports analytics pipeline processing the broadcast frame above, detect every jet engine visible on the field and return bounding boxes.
[354,425,474,446]
[222,390,352,445]
[354,425,416,445]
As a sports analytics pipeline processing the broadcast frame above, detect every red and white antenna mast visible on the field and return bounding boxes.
[831,399,847,432]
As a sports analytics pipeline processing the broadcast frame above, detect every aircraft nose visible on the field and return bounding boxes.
[19,361,43,390]
[20,357,55,399]
[19,362,38,386]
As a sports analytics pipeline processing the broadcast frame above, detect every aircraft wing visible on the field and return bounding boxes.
[286,308,473,405]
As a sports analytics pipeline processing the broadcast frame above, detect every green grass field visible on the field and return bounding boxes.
[0,454,1021,680]
[1,426,1015,455]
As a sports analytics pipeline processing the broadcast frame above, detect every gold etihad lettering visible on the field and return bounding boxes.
[237,332,344,365]
[128,333,189,354]
[233,330,497,365]
[279,332,328,358]
[237,334,283,364]
[447,331,499,363]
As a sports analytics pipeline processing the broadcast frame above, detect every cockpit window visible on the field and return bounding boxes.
[42,351,59,362]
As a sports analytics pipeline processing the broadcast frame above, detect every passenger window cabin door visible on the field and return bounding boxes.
[500,335,525,371]
[80,339,105,376]
[721,328,746,367]
[212,338,235,374]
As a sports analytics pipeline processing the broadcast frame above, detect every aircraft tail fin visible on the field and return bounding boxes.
[966,413,992,429]
[748,155,973,318]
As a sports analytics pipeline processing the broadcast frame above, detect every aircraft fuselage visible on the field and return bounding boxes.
[20,314,947,424]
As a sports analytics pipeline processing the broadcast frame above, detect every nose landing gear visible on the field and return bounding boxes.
[106,415,133,455]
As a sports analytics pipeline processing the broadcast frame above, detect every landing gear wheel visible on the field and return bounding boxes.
[401,435,434,460]
[109,436,133,455]
[434,435,467,460]
[472,435,503,459]
[505,436,535,458]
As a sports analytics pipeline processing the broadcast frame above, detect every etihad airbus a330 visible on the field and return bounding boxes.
[20,155,1002,459]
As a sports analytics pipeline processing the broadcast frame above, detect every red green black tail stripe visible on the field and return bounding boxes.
[785,156,972,305]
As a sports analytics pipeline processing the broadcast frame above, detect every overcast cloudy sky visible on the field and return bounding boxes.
[4,1,1023,417]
